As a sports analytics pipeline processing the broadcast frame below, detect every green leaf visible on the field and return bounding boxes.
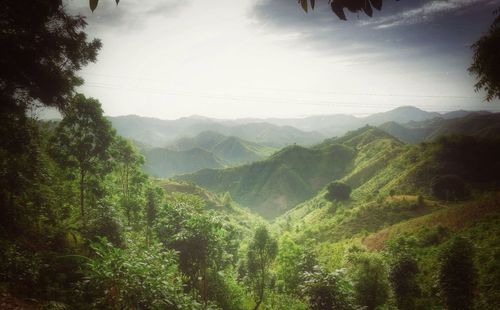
[90,0,98,12]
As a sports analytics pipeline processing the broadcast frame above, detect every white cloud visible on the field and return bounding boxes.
[360,0,494,29]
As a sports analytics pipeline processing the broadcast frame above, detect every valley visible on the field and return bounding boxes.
[3,2,500,309]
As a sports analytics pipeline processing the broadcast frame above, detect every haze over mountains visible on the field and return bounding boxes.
[142,132,277,177]
[178,127,402,218]
[108,106,497,179]
[109,106,490,148]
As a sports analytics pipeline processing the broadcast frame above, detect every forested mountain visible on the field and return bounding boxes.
[109,115,324,148]
[3,1,500,309]
[168,131,277,165]
[139,131,277,177]
[379,112,500,143]
[178,127,403,218]
[272,130,500,309]
[233,106,471,137]
[143,147,226,177]
[110,107,483,150]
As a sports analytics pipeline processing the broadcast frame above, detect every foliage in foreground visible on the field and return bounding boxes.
[82,238,200,309]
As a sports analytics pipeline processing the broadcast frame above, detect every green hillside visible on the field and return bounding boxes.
[177,127,407,219]
[109,115,324,148]
[170,130,228,151]
[159,180,266,236]
[169,131,277,166]
[270,133,500,308]
[378,112,500,144]
[378,121,433,144]
[178,142,355,218]
[143,147,225,177]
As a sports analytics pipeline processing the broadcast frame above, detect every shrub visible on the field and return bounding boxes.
[347,251,390,310]
[301,266,355,310]
[438,237,476,310]
[431,175,469,201]
[81,238,199,309]
[325,182,352,202]
[389,256,420,310]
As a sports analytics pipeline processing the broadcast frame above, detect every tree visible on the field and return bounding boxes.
[247,226,278,310]
[50,94,115,226]
[276,235,317,295]
[0,0,100,231]
[385,235,421,310]
[112,137,145,226]
[154,195,235,305]
[430,175,469,201]
[325,182,351,202]
[469,8,500,101]
[347,251,390,310]
[145,186,162,246]
[302,266,355,310]
[1,0,100,120]
[83,238,200,309]
[439,237,476,310]
[389,256,420,310]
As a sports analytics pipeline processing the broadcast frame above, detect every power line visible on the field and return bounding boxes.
[82,82,483,110]
[81,72,479,100]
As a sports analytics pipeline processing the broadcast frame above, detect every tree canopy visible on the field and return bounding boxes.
[469,8,500,101]
[1,0,101,115]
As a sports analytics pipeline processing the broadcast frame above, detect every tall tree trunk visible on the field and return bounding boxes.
[80,168,85,227]
[253,262,265,310]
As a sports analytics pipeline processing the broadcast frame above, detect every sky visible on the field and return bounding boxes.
[62,0,500,119]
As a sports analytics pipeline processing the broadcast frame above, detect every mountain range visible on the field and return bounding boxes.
[177,127,403,218]
[177,111,500,219]
[142,132,277,177]
[378,112,499,143]
[110,106,489,148]
[110,106,496,180]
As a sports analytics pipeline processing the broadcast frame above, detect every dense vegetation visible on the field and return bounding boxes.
[2,2,500,309]
[3,103,500,309]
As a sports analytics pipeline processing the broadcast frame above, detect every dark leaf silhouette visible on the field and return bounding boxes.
[299,0,308,13]
[331,1,347,21]
[90,0,98,12]
[370,0,383,10]
[363,1,373,17]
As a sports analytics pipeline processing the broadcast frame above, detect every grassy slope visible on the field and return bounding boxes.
[378,112,500,144]
[272,134,500,308]
[170,131,277,166]
[177,142,356,219]
[159,180,266,237]
[143,147,225,178]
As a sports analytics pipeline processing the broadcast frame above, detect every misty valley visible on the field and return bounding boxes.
[2,1,500,310]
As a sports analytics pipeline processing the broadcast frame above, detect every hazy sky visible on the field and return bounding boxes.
[64,0,500,119]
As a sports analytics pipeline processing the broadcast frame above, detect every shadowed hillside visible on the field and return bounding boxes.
[168,131,277,166]
[379,112,499,143]
[109,115,324,148]
[178,127,403,218]
[143,147,225,177]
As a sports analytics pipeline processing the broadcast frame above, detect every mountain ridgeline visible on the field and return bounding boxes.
[177,127,403,218]
[378,112,500,144]
[176,111,500,219]
[111,106,496,180]
[141,131,277,177]
[109,115,325,148]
